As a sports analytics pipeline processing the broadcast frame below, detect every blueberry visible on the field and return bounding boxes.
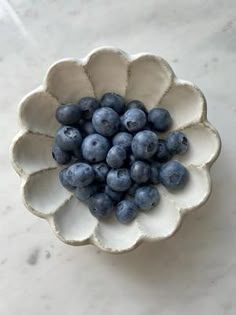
[59,168,76,191]
[93,162,109,182]
[112,132,133,152]
[92,108,120,137]
[88,193,114,219]
[155,139,172,162]
[106,145,127,169]
[116,200,138,224]
[122,108,147,133]
[131,130,158,159]
[105,185,123,203]
[78,97,99,120]
[55,126,82,151]
[55,104,81,125]
[127,183,139,197]
[81,134,110,163]
[127,100,147,113]
[75,184,97,201]
[80,121,95,136]
[135,185,160,211]
[148,108,172,132]
[159,160,189,190]
[52,143,72,165]
[66,163,94,187]
[150,161,161,184]
[100,92,126,114]
[107,168,132,192]
[130,161,150,184]
[166,131,189,155]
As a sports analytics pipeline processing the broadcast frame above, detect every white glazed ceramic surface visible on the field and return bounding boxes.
[11,47,221,253]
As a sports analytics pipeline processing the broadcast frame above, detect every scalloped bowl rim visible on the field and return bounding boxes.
[10,46,221,253]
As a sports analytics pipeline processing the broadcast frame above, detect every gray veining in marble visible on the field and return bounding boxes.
[0,0,236,314]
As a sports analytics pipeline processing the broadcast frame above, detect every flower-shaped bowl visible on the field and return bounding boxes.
[11,47,221,253]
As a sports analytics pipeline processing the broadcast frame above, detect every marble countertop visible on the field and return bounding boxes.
[1,0,236,314]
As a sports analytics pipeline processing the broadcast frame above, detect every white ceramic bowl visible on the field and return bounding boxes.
[11,47,221,253]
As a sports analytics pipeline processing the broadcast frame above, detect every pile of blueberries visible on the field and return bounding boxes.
[52,93,189,224]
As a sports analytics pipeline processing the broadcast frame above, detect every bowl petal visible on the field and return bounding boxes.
[85,47,129,99]
[92,217,142,253]
[11,131,56,176]
[19,89,60,137]
[159,165,211,214]
[51,197,98,245]
[175,123,221,167]
[23,168,71,218]
[159,80,206,130]
[126,54,174,109]
[137,195,181,240]
[45,59,94,104]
